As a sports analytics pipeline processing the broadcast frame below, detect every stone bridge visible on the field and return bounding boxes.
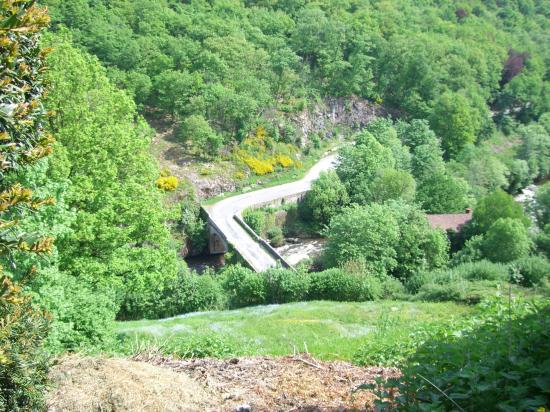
[202,153,337,272]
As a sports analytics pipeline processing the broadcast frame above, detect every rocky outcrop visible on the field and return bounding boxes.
[290,97,388,144]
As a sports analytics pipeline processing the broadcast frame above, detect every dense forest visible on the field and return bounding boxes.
[1,0,549,410]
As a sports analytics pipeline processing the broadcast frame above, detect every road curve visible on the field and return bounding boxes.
[204,153,337,272]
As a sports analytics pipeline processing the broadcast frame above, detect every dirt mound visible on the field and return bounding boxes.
[46,355,216,412]
[134,353,400,411]
[48,354,398,411]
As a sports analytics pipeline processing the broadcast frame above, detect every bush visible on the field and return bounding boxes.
[164,334,241,359]
[30,269,118,352]
[452,260,509,281]
[405,270,439,294]
[155,175,179,191]
[242,209,266,235]
[414,281,467,302]
[264,269,309,303]
[379,276,406,299]
[308,269,382,302]
[222,265,267,308]
[1,279,50,411]
[266,226,284,247]
[511,256,550,287]
[179,114,222,157]
[369,298,550,411]
[165,271,226,315]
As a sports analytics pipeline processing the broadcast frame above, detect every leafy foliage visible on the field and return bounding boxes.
[298,171,349,229]
[481,217,532,263]
[468,189,531,235]
[366,298,550,411]
[0,2,52,409]
[324,202,449,279]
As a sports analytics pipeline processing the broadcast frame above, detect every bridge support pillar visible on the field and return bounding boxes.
[208,223,228,254]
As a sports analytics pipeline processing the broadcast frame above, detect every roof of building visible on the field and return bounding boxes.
[427,210,472,232]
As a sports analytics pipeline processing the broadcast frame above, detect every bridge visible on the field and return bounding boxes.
[202,153,337,272]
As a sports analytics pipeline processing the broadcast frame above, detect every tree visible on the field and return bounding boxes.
[324,204,400,274]
[299,171,349,228]
[533,182,550,228]
[152,69,204,116]
[0,2,53,409]
[416,172,470,213]
[469,189,531,235]
[179,115,222,157]
[449,146,510,198]
[336,131,395,204]
[370,169,416,204]
[366,118,411,170]
[481,218,531,263]
[430,91,480,159]
[44,35,185,321]
[323,202,449,278]
[389,202,449,280]
[517,124,550,181]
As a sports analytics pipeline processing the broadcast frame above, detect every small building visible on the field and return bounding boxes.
[427,209,472,232]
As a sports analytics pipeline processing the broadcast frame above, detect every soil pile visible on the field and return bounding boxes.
[134,353,400,411]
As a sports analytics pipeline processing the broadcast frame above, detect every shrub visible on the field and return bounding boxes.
[275,154,294,168]
[222,265,267,308]
[264,269,309,303]
[308,269,382,302]
[451,260,509,281]
[0,279,50,412]
[242,209,266,235]
[164,334,241,359]
[481,217,532,263]
[155,175,179,191]
[166,272,226,315]
[414,281,467,302]
[369,298,550,411]
[379,276,406,299]
[30,269,118,351]
[266,226,284,247]
[511,256,550,287]
[405,271,439,294]
[179,114,222,157]
[243,156,274,175]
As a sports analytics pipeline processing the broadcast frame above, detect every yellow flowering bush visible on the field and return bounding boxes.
[156,175,179,191]
[235,126,302,175]
[243,156,274,175]
[275,154,294,168]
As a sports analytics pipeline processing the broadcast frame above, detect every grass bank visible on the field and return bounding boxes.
[116,300,473,362]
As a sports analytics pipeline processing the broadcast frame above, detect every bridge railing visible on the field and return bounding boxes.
[233,214,295,270]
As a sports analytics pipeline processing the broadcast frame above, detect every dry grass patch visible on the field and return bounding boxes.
[134,353,400,411]
[46,355,216,412]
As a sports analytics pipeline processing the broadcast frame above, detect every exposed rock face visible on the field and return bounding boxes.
[290,97,388,145]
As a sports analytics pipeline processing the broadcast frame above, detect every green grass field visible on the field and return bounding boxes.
[116,300,473,362]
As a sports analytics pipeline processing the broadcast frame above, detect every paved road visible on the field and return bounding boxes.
[205,153,337,272]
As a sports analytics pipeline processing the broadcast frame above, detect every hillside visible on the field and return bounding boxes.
[1,1,549,411]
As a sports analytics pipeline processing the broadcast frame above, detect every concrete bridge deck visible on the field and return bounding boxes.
[203,153,337,272]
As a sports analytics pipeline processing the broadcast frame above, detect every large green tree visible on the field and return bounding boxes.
[469,189,531,235]
[299,171,349,229]
[43,34,185,321]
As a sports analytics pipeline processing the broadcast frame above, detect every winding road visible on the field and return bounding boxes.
[204,153,337,272]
